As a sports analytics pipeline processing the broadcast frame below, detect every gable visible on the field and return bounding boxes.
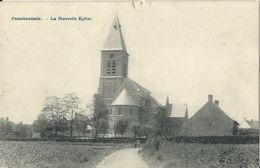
[183,102,234,127]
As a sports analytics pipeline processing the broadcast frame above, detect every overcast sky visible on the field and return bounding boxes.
[0,1,258,124]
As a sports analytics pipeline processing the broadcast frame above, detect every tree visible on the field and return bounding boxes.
[14,122,28,137]
[115,119,129,136]
[63,93,81,138]
[33,114,53,138]
[41,96,68,137]
[96,119,109,137]
[74,112,88,136]
[93,94,108,138]
[132,124,141,138]
[0,117,14,136]
[145,106,166,137]
[133,106,166,138]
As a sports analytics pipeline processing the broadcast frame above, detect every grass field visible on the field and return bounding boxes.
[0,141,128,168]
[142,140,259,168]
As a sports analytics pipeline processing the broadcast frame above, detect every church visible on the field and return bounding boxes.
[93,16,188,137]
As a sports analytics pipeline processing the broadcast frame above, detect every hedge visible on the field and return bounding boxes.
[0,137,147,143]
[166,135,259,144]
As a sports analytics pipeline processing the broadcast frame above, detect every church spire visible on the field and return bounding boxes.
[166,95,169,105]
[102,15,127,53]
[185,104,188,119]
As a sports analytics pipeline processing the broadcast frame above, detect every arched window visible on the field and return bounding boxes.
[111,60,116,76]
[106,60,111,75]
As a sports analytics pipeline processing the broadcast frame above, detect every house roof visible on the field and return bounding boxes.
[74,113,88,121]
[102,15,127,53]
[246,119,259,129]
[111,88,140,106]
[237,118,250,128]
[187,101,234,123]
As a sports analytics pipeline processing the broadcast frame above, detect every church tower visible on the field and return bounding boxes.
[98,16,129,107]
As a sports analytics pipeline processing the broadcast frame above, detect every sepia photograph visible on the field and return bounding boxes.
[0,1,259,168]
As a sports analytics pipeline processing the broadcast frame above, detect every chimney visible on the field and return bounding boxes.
[208,94,213,102]
[215,100,219,106]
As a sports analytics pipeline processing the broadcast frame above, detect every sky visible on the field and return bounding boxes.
[0,1,258,124]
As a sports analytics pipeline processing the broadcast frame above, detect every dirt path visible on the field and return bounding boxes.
[95,148,149,168]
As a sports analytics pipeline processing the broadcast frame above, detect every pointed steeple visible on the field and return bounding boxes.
[166,95,169,106]
[102,15,127,53]
[165,95,172,117]
[185,104,188,119]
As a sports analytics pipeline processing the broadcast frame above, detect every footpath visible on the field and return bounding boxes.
[96,148,149,168]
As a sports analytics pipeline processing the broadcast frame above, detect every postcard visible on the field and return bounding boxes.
[0,1,258,168]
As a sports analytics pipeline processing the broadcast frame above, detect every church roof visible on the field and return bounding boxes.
[102,15,127,53]
[125,78,151,96]
[111,88,140,106]
[111,78,160,108]
[165,96,188,118]
[170,104,187,118]
[121,78,159,106]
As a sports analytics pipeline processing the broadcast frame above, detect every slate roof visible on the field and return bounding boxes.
[111,78,160,108]
[186,101,234,124]
[111,88,140,106]
[102,15,127,53]
[190,102,233,120]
